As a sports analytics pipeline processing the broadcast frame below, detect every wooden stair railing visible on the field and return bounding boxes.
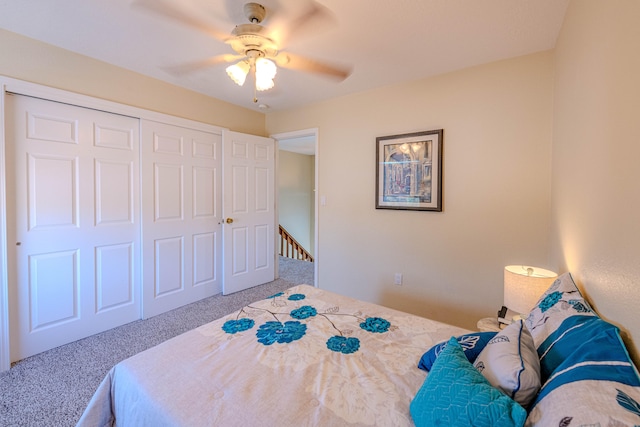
[279,225,314,262]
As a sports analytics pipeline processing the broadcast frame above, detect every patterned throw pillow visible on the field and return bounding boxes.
[525,272,596,351]
[473,320,541,408]
[536,315,616,382]
[418,332,497,371]
[525,325,640,426]
[523,272,640,426]
[410,337,526,427]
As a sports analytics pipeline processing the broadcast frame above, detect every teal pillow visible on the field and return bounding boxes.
[410,337,526,427]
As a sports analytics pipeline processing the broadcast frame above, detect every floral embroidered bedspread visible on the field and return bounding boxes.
[77,284,469,427]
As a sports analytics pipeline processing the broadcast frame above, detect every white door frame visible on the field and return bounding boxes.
[0,82,10,372]
[0,76,227,372]
[270,128,319,287]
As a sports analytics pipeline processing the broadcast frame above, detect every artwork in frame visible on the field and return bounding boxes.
[376,129,443,211]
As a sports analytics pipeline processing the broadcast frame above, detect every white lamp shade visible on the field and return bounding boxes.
[226,61,250,86]
[504,265,557,315]
[255,58,276,91]
[255,77,274,91]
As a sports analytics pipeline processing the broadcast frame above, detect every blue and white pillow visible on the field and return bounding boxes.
[523,272,640,426]
[418,332,496,371]
[473,320,541,408]
[536,315,616,382]
[525,272,596,352]
[526,325,640,426]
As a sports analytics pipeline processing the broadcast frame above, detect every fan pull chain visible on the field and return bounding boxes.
[253,60,258,103]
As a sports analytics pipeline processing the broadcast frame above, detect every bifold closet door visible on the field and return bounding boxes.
[141,120,222,318]
[5,94,140,362]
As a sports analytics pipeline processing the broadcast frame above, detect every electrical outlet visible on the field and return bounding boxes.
[394,273,403,286]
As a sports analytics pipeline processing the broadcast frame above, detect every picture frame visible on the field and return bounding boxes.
[375,129,443,211]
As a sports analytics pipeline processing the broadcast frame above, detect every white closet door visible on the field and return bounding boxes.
[222,131,275,295]
[5,94,140,362]
[141,120,222,318]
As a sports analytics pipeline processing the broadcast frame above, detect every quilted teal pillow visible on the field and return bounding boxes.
[410,337,527,427]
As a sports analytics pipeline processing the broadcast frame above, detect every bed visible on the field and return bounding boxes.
[77,275,640,426]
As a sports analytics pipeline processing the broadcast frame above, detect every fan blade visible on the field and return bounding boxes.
[132,0,229,41]
[163,54,245,76]
[275,52,352,81]
[288,1,336,39]
[268,0,337,46]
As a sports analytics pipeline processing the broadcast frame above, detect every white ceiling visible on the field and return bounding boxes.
[0,0,569,113]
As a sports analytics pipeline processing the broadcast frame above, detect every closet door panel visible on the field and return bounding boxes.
[6,94,140,362]
[95,159,134,225]
[29,250,78,330]
[27,154,78,229]
[141,120,222,318]
[193,232,216,286]
[96,243,134,312]
[154,163,184,220]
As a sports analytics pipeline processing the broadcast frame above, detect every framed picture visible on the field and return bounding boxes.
[376,129,443,211]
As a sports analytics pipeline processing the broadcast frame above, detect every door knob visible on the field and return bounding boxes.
[225,218,234,224]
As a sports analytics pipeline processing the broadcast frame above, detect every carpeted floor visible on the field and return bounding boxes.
[0,256,313,427]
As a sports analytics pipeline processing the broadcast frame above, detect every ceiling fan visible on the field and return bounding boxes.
[133,0,352,103]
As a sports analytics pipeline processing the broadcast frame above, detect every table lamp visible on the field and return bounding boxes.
[502,265,557,322]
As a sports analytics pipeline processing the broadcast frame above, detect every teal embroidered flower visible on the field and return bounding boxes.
[222,318,255,334]
[327,336,360,354]
[539,291,562,312]
[290,305,317,319]
[360,317,391,333]
[288,293,306,301]
[256,321,307,345]
[266,292,284,299]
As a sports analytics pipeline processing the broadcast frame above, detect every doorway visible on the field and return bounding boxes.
[272,129,318,287]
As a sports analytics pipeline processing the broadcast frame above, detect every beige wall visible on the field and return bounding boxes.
[549,0,640,361]
[278,150,315,256]
[0,29,265,135]
[267,51,555,330]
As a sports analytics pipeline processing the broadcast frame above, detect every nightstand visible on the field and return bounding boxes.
[477,317,502,332]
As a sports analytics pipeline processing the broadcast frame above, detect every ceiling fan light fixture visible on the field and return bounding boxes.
[226,60,250,86]
[255,57,277,91]
[256,57,276,79]
[255,77,274,91]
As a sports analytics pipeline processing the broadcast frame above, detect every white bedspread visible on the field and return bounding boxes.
[77,284,469,426]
